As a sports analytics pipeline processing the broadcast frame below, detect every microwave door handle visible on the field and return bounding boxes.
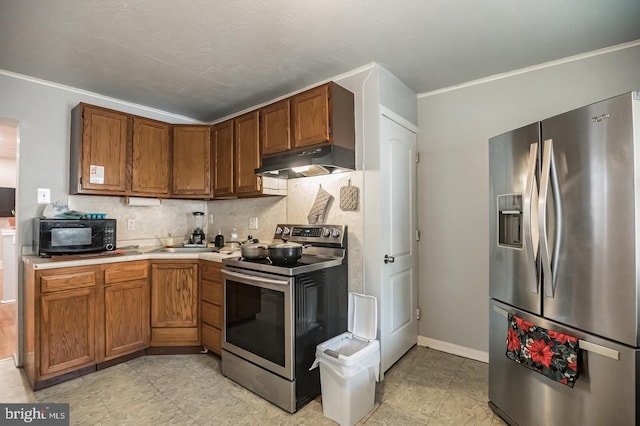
[523,142,539,294]
[539,139,562,298]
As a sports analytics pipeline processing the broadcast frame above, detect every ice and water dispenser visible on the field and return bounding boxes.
[498,194,523,249]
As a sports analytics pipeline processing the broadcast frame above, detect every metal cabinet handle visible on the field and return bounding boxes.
[384,255,395,264]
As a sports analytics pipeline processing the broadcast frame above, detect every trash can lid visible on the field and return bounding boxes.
[348,292,377,341]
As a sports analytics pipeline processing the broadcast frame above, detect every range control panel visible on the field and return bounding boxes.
[274,224,346,246]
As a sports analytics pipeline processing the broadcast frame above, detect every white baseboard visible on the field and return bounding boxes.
[417,336,489,364]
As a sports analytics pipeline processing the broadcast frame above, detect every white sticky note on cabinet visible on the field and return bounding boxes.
[90,165,105,184]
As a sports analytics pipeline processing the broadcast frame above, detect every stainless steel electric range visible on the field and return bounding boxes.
[221,224,349,413]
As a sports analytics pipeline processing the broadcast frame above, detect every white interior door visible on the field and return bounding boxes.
[380,111,418,373]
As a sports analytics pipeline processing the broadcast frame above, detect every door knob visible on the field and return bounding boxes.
[384,255,395,264]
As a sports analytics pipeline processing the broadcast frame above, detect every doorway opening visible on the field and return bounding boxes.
[0,121,18,362]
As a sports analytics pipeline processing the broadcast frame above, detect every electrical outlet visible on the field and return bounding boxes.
[249,216,258,230]
[127,219,135,231]
[37,188,51,204]
[209,213,214,224]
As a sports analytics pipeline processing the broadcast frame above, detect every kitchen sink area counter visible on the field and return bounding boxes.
[22,246,240,270]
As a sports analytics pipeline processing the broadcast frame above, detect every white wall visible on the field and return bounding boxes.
[417,44,640,355]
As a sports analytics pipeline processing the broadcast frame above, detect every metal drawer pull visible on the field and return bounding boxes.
[578,340,620,360]
[384,255,395,264]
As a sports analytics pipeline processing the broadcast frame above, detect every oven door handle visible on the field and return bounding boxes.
[223,270,291,286]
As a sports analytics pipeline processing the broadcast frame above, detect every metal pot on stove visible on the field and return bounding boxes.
[236,236,268,260]
[240,241,269,260]
[268,240,303,266]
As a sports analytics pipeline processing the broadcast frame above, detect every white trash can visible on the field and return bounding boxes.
[312,293,380,426]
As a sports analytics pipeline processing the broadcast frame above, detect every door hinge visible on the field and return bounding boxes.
[415,229,421,241]
[416,152,420,163]
[416,308,421,320]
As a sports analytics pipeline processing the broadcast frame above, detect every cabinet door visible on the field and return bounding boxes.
[234,111,262,195]
[261,99,291,155]
[172,126,211,197]
[79,105,129,192]
[292,84,330,148]
[40,287,96,376]
[212,120,234,198]
[104,280,150,359]
[151,263,198,327]
[132,117,170,195]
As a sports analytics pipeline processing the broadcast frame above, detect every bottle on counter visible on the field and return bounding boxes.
[230,227,238,242]
[214,229,225,248]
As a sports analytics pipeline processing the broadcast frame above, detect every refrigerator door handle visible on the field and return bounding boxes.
[523,142,540,294]
[539,138,562,298]
[578,340,620,360]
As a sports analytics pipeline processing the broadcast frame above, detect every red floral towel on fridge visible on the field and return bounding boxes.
[506,313,580,388]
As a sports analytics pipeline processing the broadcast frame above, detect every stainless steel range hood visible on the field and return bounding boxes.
[255,145,355,179]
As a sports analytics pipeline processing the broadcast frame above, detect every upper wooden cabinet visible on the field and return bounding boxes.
[70,103,171,197]
[260,99,291,155]
[291,82,355,151]
[212,120,234,198]
[171,125,212,198]
[131,117,170,195]
[70,103,129,194]
[234,111,262,196]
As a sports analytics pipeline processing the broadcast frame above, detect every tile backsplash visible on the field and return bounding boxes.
[67,195,208,247]
[65,170,364,291]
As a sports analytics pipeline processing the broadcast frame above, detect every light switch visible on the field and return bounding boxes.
[37,188,51,204]
[249,217,258,230]
[127,219,135,231]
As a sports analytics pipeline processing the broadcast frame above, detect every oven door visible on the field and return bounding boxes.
[222,267,294,380]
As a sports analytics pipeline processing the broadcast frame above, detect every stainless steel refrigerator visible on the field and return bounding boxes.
[489,91,640,425]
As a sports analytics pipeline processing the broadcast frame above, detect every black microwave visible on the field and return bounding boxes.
[33,218,117,256]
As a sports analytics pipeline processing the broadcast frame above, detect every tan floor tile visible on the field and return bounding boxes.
[0,347,505,425]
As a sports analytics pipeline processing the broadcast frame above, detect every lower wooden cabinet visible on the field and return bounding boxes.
[40,286,96,376]
[24,264,100,387]
[150,261,200,346]
[103,261,150,360]
[200,261,223,354]
[24,258,219,390]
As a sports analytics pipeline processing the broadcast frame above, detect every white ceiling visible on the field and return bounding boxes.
[1,0,639,123]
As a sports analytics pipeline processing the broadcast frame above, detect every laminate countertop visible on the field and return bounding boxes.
[23,246,240,270]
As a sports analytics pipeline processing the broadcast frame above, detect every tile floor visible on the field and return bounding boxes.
[0,346,506,425]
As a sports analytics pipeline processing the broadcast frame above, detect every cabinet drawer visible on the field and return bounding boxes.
[200,262,221,282]
[40,267,98,293]
[201,301,222,328]
[201,280,222,305]
[151,327,199,346]
[201,323,221,354]
[104,261,148,284]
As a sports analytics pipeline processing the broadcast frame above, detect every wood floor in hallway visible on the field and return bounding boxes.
[0,268,18,361]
